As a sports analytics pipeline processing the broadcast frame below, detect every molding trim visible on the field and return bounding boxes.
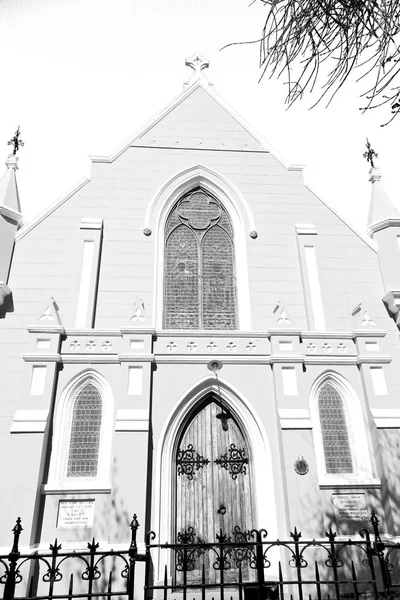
[368,218,400,235]
[80,217,103,230]
[295,223,317,235]
[27,326,64,335]
[115,409,149,431]
[42,484,111,495]
[0,204,23,225]
[279,409,312,429]
[319,480,381,490]
[372,408,400,428]
[65,329,122,337]
[10,410,49,433]
[22,354,61,363]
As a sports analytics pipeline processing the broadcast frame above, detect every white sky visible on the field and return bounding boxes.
[1,0,399,231]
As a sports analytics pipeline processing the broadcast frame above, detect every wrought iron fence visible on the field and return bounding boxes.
[1,512,400,600]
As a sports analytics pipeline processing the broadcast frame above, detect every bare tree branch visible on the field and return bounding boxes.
[224,0,400,124]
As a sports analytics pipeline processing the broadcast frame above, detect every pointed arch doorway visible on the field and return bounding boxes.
[175,395,255,583]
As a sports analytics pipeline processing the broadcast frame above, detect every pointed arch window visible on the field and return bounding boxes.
[66,382,102,478]
[164,188,237,329]
[46,372,114,492]
[318,383,353,474]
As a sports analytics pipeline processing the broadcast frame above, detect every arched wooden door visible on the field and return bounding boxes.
[175,398,254,583]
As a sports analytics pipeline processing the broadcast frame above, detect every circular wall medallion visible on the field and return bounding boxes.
[143,228,152,236]
[294,456,309,476]
[249,230,258,239]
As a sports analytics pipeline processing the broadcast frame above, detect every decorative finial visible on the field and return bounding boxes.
[185,52,210,78]
[7,126,24,156]
[363,138,378,168]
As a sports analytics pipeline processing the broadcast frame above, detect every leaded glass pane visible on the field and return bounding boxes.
[67,382,102,478]
[202,227,236,329]
[318,383,353,474]
[164,225,199,329]
[164,188,236,330]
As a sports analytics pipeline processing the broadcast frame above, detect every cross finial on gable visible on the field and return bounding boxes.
[184,52,212,89]
[185,52,210,76]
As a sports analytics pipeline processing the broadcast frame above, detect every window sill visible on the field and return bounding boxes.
[43,481,112,495]
[319,477,381,490]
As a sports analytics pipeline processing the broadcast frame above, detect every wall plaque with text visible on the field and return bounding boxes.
[57,500,95,529]
[332,494,368,521]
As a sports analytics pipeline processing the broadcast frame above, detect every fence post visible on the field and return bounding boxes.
[128,514,139,600]
[255,529,265,589]
[4,518,23,600]
[370,511,391,597]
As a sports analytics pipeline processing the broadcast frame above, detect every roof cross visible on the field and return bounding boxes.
[363,138,378,168]
[7,126,24,156]
[185,52,210,78]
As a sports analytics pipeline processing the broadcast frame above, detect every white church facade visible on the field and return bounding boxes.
[1,58,400,563]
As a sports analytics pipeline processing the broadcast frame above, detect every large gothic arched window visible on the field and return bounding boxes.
[318,382,353,474]
[164,188,236,329]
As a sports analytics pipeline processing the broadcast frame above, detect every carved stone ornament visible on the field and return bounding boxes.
[249,231,258,239]
[143,228,152,236]
[294,456,309,476]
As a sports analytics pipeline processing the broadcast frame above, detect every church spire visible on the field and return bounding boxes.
[364,140,399,236]
[0,127,24,214]
[0,128,24,294]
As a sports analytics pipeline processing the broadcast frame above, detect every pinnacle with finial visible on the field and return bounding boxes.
[7,126,24,156]
[363,138,378,168]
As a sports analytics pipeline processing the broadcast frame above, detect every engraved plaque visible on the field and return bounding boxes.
[57,500,95,529]
[332,494,368,521]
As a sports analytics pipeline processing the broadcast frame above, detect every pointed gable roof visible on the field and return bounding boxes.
[131,84,265,151]
[0,155,23,225]
[367,167,400,235]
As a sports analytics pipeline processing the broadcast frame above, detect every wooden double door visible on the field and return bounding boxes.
[175,399,254,583]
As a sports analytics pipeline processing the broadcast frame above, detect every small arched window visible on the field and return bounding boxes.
[66,382,102,478]
[164,188,236,329]
[318,382,353,474]
[46,372,113,492]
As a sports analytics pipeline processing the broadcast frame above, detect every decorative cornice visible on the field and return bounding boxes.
[0,204,23,225]
[27,326,65,335]
[62,355,120,364]
[367,218,400,235]
[155,355,271,365]
[267,328,302,337]
[118,354,155,362]
[22,354,61,362]
[319,480,381,490]
[80,217,103,230]
[65,328,122,337]
[120,327,155,335]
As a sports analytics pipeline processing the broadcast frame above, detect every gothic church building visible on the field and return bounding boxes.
[1,58,400,556]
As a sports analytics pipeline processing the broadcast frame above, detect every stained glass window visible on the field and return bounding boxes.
[67,382,102,478]
[318,383,353,474]
[164,188,236,329]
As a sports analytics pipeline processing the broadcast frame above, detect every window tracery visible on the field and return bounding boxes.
[164,188,236,329]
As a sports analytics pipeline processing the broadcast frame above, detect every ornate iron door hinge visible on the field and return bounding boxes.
[176,444,210,480]
[214,443,248,479]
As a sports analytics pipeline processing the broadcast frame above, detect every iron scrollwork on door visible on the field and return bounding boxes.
[214,443,248,479]
[176,444,210,480]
